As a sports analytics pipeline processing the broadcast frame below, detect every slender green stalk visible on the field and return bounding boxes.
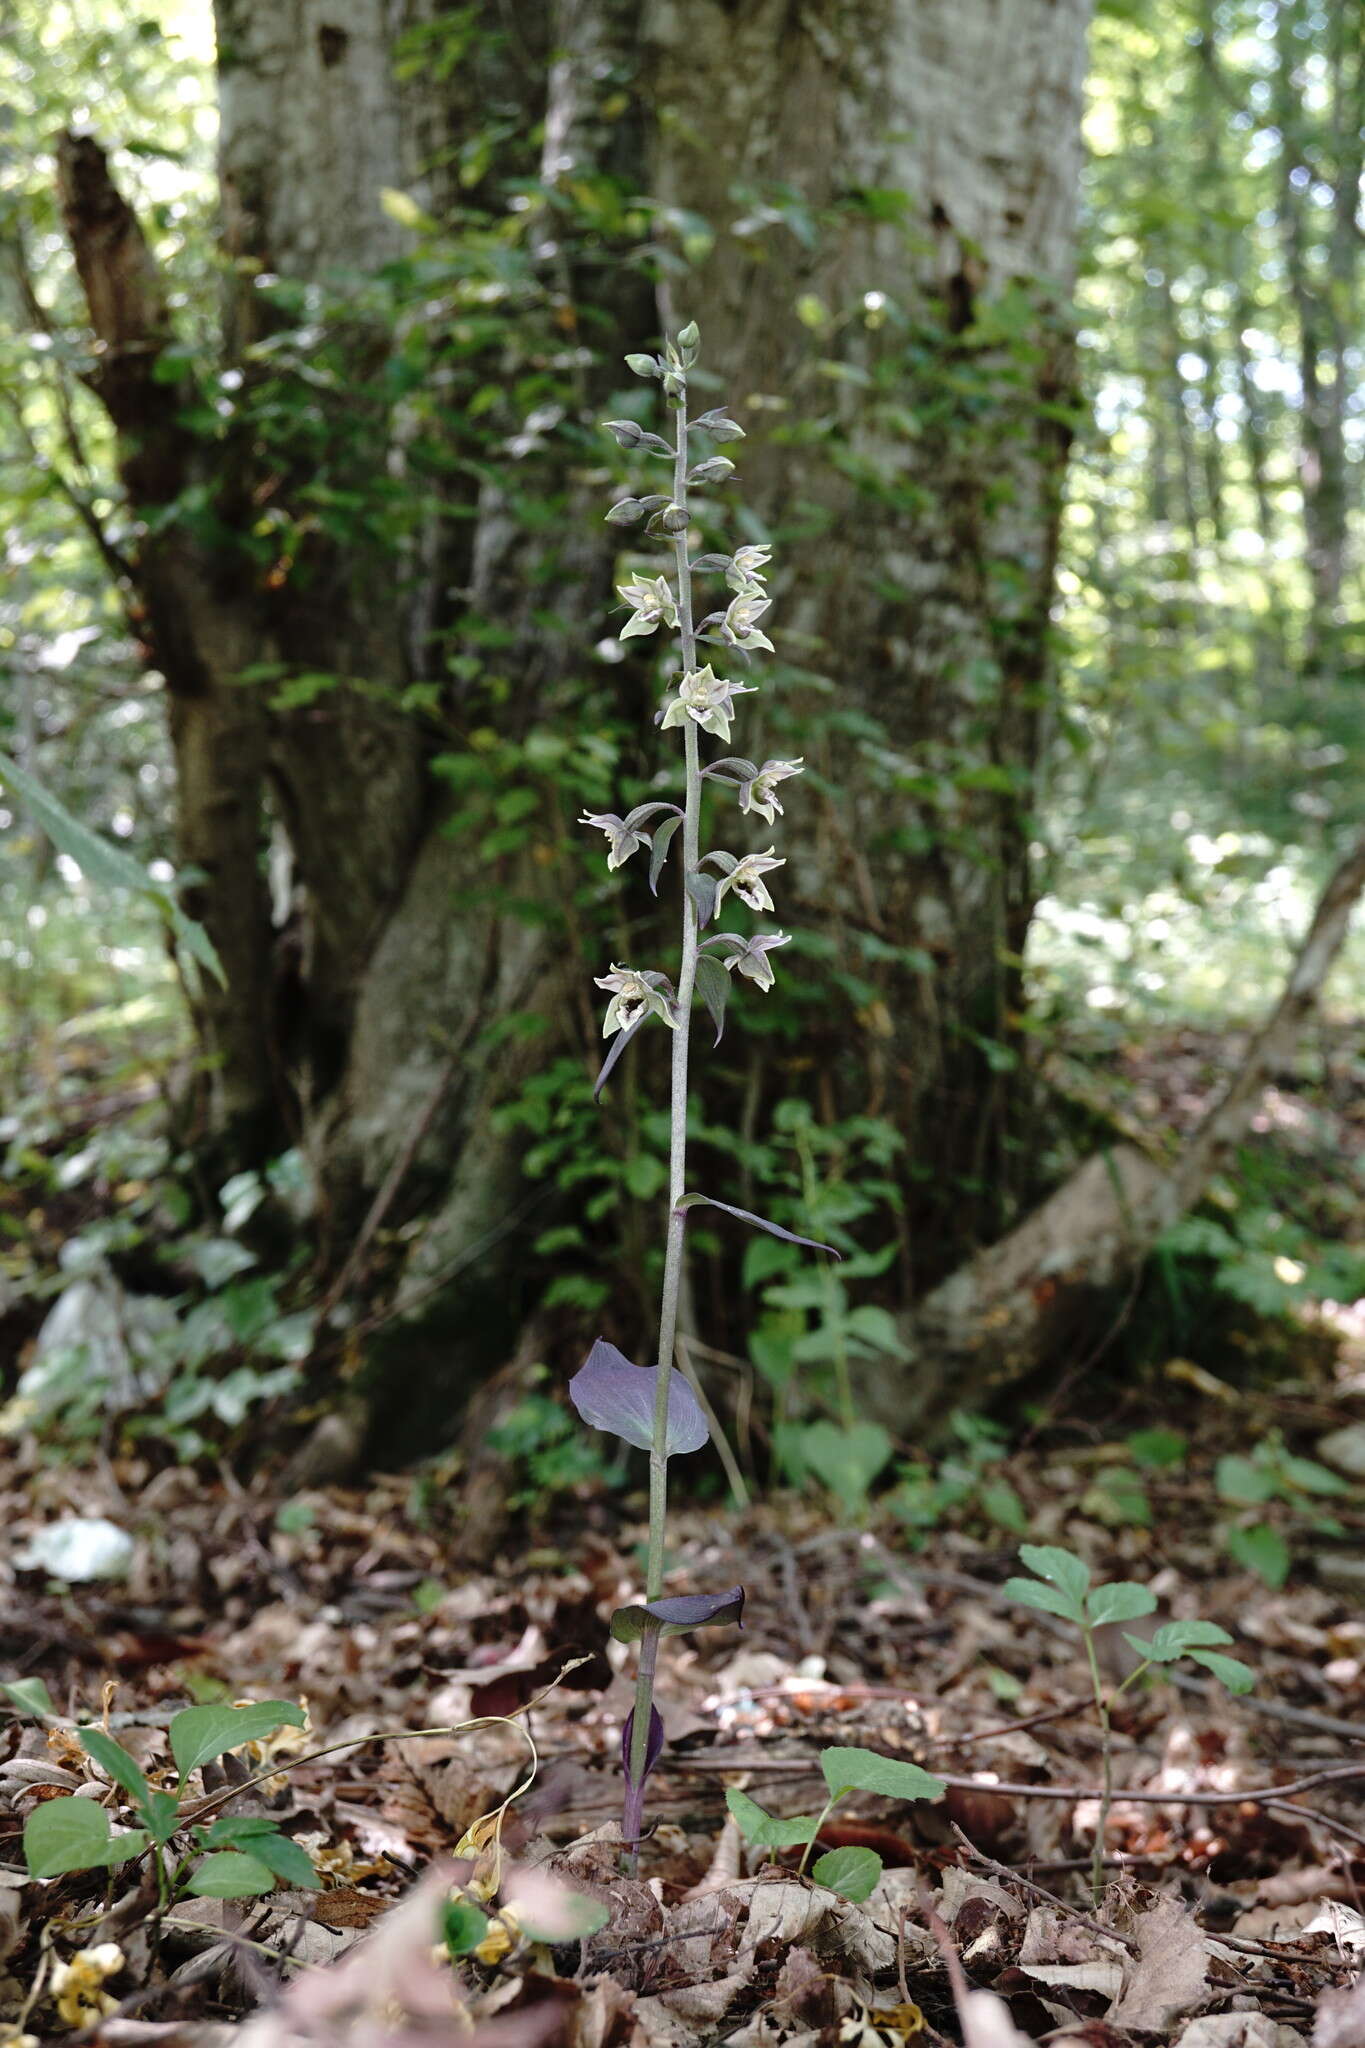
[627,391,699,1866]
[1082,1625,1112,1908]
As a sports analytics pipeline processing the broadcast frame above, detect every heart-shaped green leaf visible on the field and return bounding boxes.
[725,1787,819,1849]
[812,1844,882,1902]
[24,1797,147,1877]
[170,1700,306,1783]
[819,1746,946,1802]
[185,1850,277,1897]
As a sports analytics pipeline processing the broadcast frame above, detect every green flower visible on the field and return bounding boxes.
[740,758,804,825]
[660,664,755,744]
[727,544,772,592]
[716,848,785,914]
[594,965,676,1036]
[617,574,679,640]
[720,590,775,654]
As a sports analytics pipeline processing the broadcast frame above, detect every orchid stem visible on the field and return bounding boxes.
[626,369,699,1874]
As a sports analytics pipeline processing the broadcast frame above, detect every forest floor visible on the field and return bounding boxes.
[4,1017,1365,2046]
[5,1388,1365,2048]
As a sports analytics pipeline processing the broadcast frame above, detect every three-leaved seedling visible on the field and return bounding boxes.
[727,1745,947,1903]
[567,322,837,1872]
[1006,1543,1254,1903]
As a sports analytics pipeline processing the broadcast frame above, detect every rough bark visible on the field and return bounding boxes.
[642,0,1092,1266]
[56,132,275,1154]
[58,0,1095,1454]
[882,830,1365,1432]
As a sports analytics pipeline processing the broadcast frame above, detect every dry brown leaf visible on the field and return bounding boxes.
[1108,1897,1209,2033]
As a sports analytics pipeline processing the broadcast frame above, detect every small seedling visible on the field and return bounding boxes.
[20,1699,318,1904]
[726,1743,946,1901]
[568,321,838,1871]
[1006,1543,1254,1904]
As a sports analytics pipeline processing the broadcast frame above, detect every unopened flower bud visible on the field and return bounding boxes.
[605,498,645,526]
[688,457,735,486]
[659,502,690,533]
[602,418,645,448]
[625,354,660,378]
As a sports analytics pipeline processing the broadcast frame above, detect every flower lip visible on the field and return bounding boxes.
[594,964,677,1035]
[716,847,785,915]
[659,663,756,744]
[707,929,792,992]
[739,758,804,823]
[579,810,648,870]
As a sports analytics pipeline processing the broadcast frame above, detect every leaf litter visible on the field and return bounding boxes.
[4,1413,1365,2048]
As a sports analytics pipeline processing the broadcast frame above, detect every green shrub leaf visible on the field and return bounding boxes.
[725,1787,819,1848]
[819,1746,946,1802]
[24,1798,146,1877]
[185,1850,278,1897]
[1190,1650,1256,1694]
[170,1700,306,1783]
[812,1844,883,1902]
[1085,1581,1157,1627]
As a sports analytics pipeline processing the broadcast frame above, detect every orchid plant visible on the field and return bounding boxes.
[568,323,832,1872]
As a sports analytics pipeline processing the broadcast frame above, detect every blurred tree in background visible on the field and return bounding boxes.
[1,0,1361,1456]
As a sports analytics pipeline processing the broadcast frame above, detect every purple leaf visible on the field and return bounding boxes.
[568,1339,710,1456]
[621,1704,665,1787]
[610,1585,745,1643]
[676,1194,841,1258]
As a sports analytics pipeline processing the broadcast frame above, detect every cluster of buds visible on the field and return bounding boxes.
[582,323,801,1044]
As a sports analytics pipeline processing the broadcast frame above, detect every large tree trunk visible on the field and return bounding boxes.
[59,0,1093,1452]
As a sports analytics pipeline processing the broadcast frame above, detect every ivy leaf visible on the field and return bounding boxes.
[568,1337,710,1456]
[694,954,731,1046]
[812,1845,883,1902]
[610,1586,745,1643]
[675,1193,841,1257]
[170,1700,306,1783]
[725,1788,819,1849]
[1085,1581,1157,1627]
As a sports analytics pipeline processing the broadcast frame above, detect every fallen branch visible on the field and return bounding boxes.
[890,829,1365,1426]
